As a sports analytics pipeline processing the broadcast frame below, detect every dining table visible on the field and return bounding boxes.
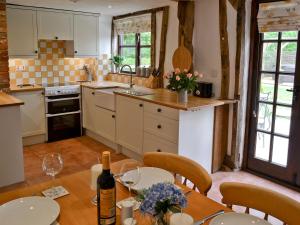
[0,159,231,225]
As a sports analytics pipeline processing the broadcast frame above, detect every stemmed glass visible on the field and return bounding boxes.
[42,152,64,186]
[120,162,141,201]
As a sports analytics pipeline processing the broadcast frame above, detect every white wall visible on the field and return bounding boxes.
[99,15,112,56]
[193,0,222,98]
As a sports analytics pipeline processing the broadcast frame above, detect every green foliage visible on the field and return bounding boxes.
[110,55,124,67]
[167,70,198,92]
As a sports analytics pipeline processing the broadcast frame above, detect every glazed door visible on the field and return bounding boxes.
[248,31,300,186]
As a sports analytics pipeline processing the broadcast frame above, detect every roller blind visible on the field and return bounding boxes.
[114,14,151,35]
[257,0,300,32]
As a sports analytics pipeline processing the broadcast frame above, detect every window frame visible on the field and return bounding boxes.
[117,32,151,73]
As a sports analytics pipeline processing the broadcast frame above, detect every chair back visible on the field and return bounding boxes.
[220,182,300,225]
[143,152,212,195]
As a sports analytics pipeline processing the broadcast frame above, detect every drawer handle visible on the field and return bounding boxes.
[112,115,115,118]
[157,108,162,112]
[139,103,143,107]
[157,124,162,129]
[156,149,162,152]
[55,36,58,40]
[92,92,95,95]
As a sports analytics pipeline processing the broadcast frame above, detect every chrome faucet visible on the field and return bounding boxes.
[121,64,134,88]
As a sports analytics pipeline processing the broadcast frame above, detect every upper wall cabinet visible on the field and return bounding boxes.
[37,11,74,40]
[7,7,38,57]
[74,15,99,56]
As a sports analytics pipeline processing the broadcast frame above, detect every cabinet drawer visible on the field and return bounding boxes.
[143,132,178,154]
[144,102,179,121]
[144,112,178,144]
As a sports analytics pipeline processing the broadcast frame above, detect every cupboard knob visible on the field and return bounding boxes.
[75,50,78,54]
[139,103,143,107]
[112,115,115,118]
[157,108,162,112]
[55,36,58,40]
[92,92,95,95]
[157,125,162,129]
[34,50,38,54]
[157,149,162,152]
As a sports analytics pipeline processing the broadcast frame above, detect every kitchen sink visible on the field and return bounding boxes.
[114,88,154,96]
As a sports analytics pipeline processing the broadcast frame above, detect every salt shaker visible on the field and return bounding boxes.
[121,200,134,224]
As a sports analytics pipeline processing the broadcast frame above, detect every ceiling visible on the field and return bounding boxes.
[6,0,174,16]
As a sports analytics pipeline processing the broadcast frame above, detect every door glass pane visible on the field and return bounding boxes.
[277,75,295,105]
[255,132,271,161]
[257,103,273,132]
[140,47,151,67]
[263,32,279,40]
[140,32,151,45]
[260,73,275,102]
[120,47,136,70]
[262,43,278,71]
[121,33,136,45]
[282,31,298,40]
[280,42,297,73]
[272,136,289,167]
[274,106,292,136]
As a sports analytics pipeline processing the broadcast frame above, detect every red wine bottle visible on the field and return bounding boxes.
[97,151,116,225]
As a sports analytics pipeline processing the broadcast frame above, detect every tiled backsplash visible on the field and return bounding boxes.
[9,40,111,86]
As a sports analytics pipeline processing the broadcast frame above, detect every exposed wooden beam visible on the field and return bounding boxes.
[151,12,156,69]
[228,0,239,10]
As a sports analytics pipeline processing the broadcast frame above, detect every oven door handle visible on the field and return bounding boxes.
[46,96,80,102]
[46,110,81,118]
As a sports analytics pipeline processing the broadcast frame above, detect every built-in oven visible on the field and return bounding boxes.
[45,94,82,142]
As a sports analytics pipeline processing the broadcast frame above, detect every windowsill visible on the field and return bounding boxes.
[108,72,152,78]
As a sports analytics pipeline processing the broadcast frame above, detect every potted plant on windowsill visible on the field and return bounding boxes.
[165,68,199,103]
[110,55,124,73]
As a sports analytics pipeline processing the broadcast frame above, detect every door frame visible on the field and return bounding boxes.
[242,0,300,185]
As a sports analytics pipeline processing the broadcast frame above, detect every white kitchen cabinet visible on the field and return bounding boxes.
[82,87,116,142]
[82,87,96,132]
[37,11,73,40]
[143,132,178,154]
[116,95,144,154]
[94,106,116,142]
[74,14,99,56]
[12,90,46,137]
[7,7,38,57]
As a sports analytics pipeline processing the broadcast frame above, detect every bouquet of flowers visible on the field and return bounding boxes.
[139,183,187,225]
[165,68,201,92]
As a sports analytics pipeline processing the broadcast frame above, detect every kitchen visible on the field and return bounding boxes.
[1,0,300,225]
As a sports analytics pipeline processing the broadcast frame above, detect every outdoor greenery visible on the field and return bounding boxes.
[119,32,151,68]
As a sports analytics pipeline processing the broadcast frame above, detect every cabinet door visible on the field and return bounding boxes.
[74,14,98,56]
[116,95,144,154]
[94,106,116,142]
[82,87,96,131]
[7,8,38,56]
[37,11,73,40]
[12,91,46,137]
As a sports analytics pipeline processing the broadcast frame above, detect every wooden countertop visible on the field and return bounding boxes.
[9,84,44,92]
[0,92,24,107]
[115,88,225,111]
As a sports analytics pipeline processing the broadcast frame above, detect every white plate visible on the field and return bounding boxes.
[120,167,175,192]
[0,196,60,225]
[210,212,272,225]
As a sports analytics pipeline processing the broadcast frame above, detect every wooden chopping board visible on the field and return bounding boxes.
[172,35,192,71]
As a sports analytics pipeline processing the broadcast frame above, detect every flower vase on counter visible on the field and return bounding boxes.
[165,68,200,104]
[110,55,124,74]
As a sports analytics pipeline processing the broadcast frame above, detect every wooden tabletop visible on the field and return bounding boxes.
[0,92,24,107]
[0,160,230,225]
[115,88,225,111]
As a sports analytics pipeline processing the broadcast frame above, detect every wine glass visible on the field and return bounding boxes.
[42,152,64,186]
[120,162,141,201]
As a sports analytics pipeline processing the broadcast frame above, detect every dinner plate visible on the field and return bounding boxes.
[0,196,60,225]
[210,212,272,225]
[120,167,175,192]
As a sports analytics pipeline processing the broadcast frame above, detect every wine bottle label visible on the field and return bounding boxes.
[99,188,116,224]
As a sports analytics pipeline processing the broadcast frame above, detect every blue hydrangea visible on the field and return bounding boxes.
[139,183,187,215]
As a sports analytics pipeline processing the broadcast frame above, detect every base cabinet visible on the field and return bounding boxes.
[12,90,46,138]
[116,95,144,154]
